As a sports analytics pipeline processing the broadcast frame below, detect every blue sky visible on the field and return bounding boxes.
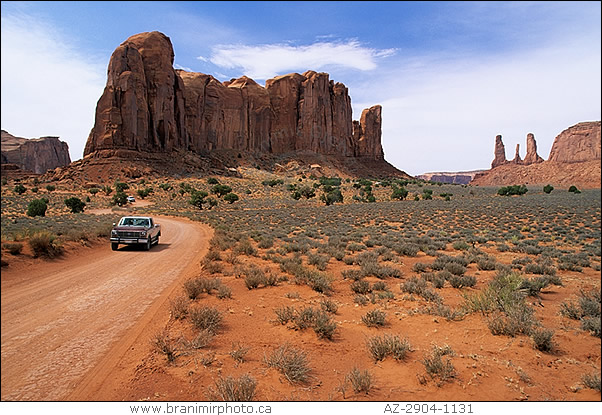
[1,1,600,176]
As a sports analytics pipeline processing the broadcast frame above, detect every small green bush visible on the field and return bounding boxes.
[224,193,239,204]
[543,184,554,194]
[14,184,26,194]
[27,198,48,217]
[64,197,86,213]
[568,185,581,194]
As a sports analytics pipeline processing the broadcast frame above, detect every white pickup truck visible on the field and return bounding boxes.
[110,216,161,251]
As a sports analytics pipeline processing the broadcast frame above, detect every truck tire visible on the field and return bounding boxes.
[154,235,159,246]
[111,243,119,251]
[145,238,152,251]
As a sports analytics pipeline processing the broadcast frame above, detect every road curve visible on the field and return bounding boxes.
[1,216,212,401]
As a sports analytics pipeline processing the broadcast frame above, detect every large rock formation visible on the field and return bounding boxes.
[472,121,601,188]
[1,130,71,174]
[417,170,485,185]
[84,31,387,164]
[523,133,544,165]
[491,135,507,168]
[548,122,601,163]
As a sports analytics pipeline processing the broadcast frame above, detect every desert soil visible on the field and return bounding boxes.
[0,216,212,401]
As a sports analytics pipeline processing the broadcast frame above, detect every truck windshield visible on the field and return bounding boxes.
[120,218,149,227]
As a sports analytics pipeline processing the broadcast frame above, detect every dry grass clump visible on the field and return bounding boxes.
[362,309,387,327]
[151,330,178,363]
[208,374,257,401]
[169,296,189,320]
[29,230,63,258]
[366,334,412,362]
[422,344,456,384]
[264,343,312,384]
[345,367,373,394]
[189,306,223,334]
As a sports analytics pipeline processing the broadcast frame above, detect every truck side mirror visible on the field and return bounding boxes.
[154,224,159,227]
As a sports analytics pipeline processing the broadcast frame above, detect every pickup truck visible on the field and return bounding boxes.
[110,216,161,251]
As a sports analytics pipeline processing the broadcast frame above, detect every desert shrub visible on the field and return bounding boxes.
[14,184,26,194]
[320,298,338,314]
[224,193,239,204]
[568,185,581,194]
[262,178,284,187]
[308,253,330,270]
[102,185,112,195]
[354,294,369,306]
[531,328,556,352]
[444,262,467,276]
[189,306,223,334]
[422,272,445,289]
[413,262,429,273]
[401,277,441,302]
[229,342,251,364]
[274,305,296,325]
[45,184,56,192]
[582,317,601,338]
[28,230,62,258]
[476,257,497,271]
[137,187,153,199]
[111,191,128,206]
[3,242,23,255]
[452,241,470,251]
[210,374,257,401]
[212,184,233,197]
[448,274,476,289]
[351,279,372,294]
[391,187,409,200]
[361,262,402,279]
[216,285,232,299]
[346,367,373,394]
[543,184,554,194]
[486,302,535,337]
[497,185,528,196]
[243,266,267,289]
[366,334,411,362]
[190,190,209,209]
[312,310,337,340]
[207,177,220,185]
[582,373,601,392]
[235,239,257,256]
[183,277,220,299]
[342,269,364,281]
[114,182,129,192]
[394,242,420,257]
[64,197,86,213]
[27,198,47,217]
[151,331,178,363]
[264,343,312,384]
[422,344,456,384]
[170,296,189,320]
[184,329,214,350]
[321,188,343,205]
[362,309,387,327]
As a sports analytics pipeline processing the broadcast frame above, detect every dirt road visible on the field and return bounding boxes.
[1,216,212,401]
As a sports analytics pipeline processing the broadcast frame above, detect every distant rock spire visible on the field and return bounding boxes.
[523,133,544,165]
[491,135,507,168]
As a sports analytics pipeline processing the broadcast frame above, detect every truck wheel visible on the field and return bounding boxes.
[111,243,119,251]
[145,238,152,251]
[154,235,159,246]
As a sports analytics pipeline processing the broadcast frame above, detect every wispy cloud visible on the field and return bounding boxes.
[1,11,105,161]
[353,40,602,176]
[205,40,396,80]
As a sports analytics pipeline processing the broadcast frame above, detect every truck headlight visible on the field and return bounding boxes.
[140,231,146,237]
[111,230,118,236]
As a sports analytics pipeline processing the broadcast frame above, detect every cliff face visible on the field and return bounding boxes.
[1,130,71,174]
[548,122,601,163]
[472,121,601,188]
[84,31,385,162]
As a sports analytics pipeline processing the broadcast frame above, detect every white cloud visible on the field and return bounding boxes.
[207,40,396,80]
[352,40,601,176]
[1,12,105,162]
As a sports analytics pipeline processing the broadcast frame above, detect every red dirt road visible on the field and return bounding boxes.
[1,216,212,401]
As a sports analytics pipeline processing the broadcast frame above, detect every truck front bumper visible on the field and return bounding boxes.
[110,237,149,244]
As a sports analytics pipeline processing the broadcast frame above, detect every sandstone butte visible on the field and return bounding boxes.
[1,130,71,175]
[472,121,601,188]
[83,31,391,173]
